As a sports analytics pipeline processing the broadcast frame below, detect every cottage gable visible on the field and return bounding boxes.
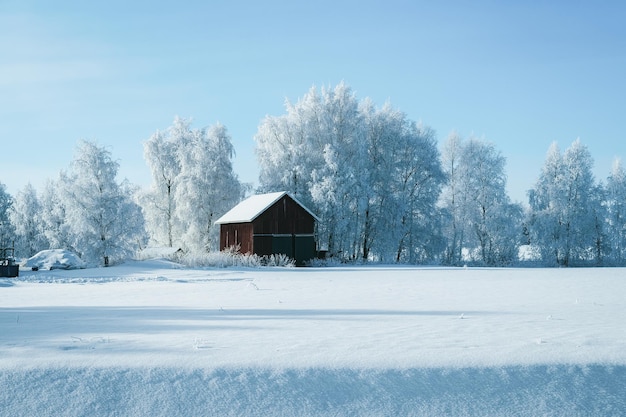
[215,191,318,225]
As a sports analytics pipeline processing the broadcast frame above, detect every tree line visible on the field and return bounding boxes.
[1,82,625,267]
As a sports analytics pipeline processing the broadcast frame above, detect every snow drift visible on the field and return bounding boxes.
[2,366,624,417]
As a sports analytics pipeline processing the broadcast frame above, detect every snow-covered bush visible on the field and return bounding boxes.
[179,248,295,268]
[306,257,343,267]
[262,253,295,267]
[136,247,184,262]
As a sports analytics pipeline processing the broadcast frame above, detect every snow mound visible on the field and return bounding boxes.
[24,249,86,270]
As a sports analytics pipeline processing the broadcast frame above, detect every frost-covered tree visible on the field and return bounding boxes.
[440,132,467,264]
[0,182,14,249]
[176,123,243,252]
[528,139,598,266]
[364,103,445,263]
[9,183,48,257]
[142,117,243,252]
[562,140,598,263]
[257,83,363,257]
[527,142,565,264]
[589,182,608,264]
[308,84,365,259]
[256,83,445,262]
[605,159,626,264]
[440,135,522,266]
[61,140,146,265]
[142,118,188,248]
[464,139,522,265]
[40,177,73,251]
[256,86,330,202]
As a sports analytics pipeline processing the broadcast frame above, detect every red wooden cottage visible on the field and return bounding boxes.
[215,191,319,265]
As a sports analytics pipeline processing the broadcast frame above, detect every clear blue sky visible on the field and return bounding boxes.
[2,0,625,203]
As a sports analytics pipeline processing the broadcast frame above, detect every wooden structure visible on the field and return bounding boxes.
[215,191,319,265]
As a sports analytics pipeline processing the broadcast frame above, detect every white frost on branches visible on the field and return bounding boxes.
[255,83,445,262]
[142,117,243,253]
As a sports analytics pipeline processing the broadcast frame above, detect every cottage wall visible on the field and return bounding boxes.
[219,223,253,254]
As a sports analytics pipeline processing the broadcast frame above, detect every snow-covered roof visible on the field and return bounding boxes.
[215,191,319,225]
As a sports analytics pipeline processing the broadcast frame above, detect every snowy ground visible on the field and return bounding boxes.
[1,261,625,416]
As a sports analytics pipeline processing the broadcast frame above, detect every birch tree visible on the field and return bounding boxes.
[0,182,13,250]
[176,123,243,252]
[605,159,626,264]
[308,83,364,258]
[143,117,243,252]
[142,117,188,248]
[61,140,145,265]
[255,83,445,262]
[257,83,362,257]
[527,142,565,264]
[9,183,48,257]
[366,104,444,263]
[39,177,74,252]
[440,132,467,264]
[528,139,598,265]
[441,135,521,265]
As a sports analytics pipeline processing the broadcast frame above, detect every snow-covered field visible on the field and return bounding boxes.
[1,261,625,416]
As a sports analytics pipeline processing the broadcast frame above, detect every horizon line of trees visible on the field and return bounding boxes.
[2,82,625,267]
